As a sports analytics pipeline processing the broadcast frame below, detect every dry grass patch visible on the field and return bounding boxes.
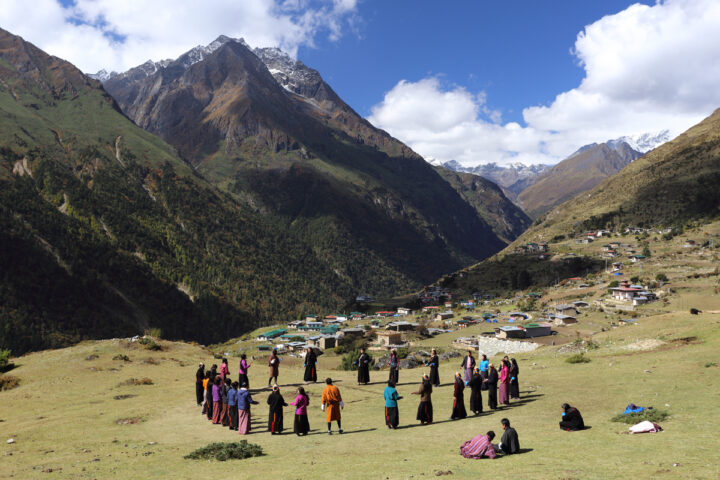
[118,377,153,386]
[0,374,20,391]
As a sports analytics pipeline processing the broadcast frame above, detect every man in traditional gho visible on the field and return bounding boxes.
[321,377,344,434]
[460,350,476,383]
[412,374,433,424]
[267,385,288,434]
[450,372,467,420]
[498,418,520,454]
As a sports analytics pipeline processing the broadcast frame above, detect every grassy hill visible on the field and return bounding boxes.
[513,109,720,245]
[2,226,719,478]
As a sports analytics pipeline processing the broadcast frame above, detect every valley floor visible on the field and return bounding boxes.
[2,224,720,479]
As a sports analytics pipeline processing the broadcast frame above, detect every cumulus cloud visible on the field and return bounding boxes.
[369,0,720,166]
[0,0,359,73]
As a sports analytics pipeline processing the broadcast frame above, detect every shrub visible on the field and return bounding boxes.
[340,349,373,371]
[113,354,131,362]
[565,353,591,364]
[630,276,641,284]
[656,273,668,283]
[184,441,264,461]
[610,408,669,424]
[119,377,154,386]
[145,328,163,339]
[608,280,620,288]
[395,348,410,359]
[0,374,20,391]
[0,349,11,371]
[139,337,162,351]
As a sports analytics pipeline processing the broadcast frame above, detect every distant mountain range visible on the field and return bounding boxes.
[439,130,671,218]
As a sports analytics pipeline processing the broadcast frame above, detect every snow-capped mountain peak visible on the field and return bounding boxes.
[607,130,672,153]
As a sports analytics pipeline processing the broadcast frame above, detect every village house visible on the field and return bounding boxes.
[376,330,403,347]
[397,307,413,316]
[522,322,553,337]
[434,311,455,322]
[552,314,578,326]
[629,255,646,263]
[298,321,324,331]
[376,310,396,318]
[554,304,578,315]
[386,321,418,332]
[339,327,365,338]
[287,320,304,329]
[683,240,697,248]
[305,314,319,322]
[495,326,525,339]
[313,335,337,350]
[257,328,287,341]
[571,300,590,308]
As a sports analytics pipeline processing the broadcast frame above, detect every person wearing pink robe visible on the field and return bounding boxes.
[460,431,497,459]
[498,360,510,405]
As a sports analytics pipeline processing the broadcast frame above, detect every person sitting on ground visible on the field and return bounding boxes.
[559,403,585,431]
[460,430,497,459]
[498,418,520,454]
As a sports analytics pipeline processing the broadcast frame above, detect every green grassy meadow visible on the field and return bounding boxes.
[2,223,719,479]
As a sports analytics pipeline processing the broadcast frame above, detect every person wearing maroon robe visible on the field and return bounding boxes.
[451,373,467,420]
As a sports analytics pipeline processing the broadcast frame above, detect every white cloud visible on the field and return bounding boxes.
[0,0,358,73]
[369,0,720,166]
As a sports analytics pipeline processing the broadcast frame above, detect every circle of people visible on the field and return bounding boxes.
[195,347,585,458]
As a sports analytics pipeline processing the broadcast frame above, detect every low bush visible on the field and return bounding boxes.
[113,354,131,362]
[339,349,374,371]
[0,374,20,391]
[610,408,669,424]
[0,349,12,371]
[184,441,264,461]
[119,377,154,386]
[565,353,591,364]
[138,337,162,351]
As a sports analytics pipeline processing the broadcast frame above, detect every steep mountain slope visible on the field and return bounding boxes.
[100,37,509,293]
[434,167,531,243]
[512,108,720,244]
[0,28,354,354]
[517,141,643,218]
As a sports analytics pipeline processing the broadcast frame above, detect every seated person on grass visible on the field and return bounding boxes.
[460,431,497,459]
[498,418,520,454]
[559,403,585,431]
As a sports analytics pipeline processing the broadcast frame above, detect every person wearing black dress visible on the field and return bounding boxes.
[267,385,288,434]
[412,374,433,424]
[509,358,520,399]
[427,349,440,387]
[303,348,318,383]
[485,363,499,410]
[559,403,585,431]
[356,348,370,385]
[195,363,205,405]
[450,373,467,420]
[468,368,483,415]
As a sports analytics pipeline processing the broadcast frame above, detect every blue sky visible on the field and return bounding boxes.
[2,0,719,165]
[299,0,653,121]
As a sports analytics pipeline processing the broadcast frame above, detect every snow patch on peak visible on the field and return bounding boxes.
[88,69,116,82]
[607,130,672,153]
